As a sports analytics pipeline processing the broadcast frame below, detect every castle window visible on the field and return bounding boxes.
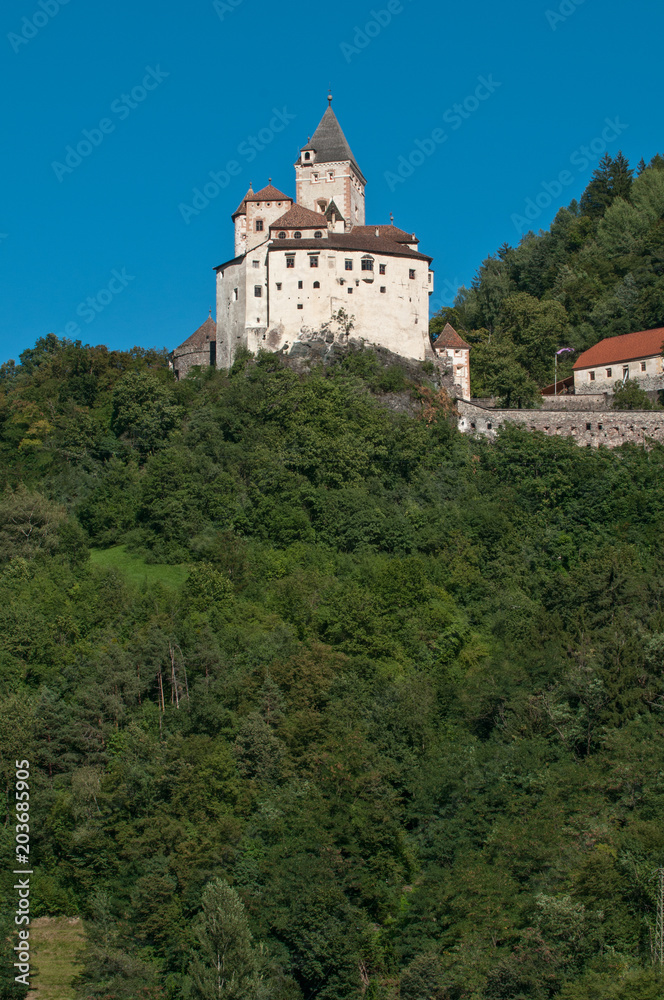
[379,264,387,275]
[641,361,647,371]
[409,269,416,280]
[318,200,328,213]
[314,231,323,239]
[589,371,595,381]
[254,285,262,297]
[252,260,260,268]
[345,259,353,271]
[255,220,264,232]
[276,283,282,290]
[428,273,432,283]
[586,423,592,430]
[623,366,629,379]
[487,423,492,430]
[233,288,238,300]
[278,232,287,239]
[313,173,319,182]
[328,170,334,181]
[361,258,374,271]
[294,232,302,239]
[304,152,311,161]
[313,281,320,289]
[297,303,304,309]
[298,281,303,289]
[606,368,612,377]
[310,256,319,268]
[286,256,295,268]
[348,287,353,294]
[380,286,386,293]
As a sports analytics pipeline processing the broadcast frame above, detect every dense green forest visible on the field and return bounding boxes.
[432,152,664,404]
[2,335,664,1000]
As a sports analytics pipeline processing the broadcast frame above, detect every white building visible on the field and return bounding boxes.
[573,327,664,394]
[432,323,471,399]
[192,98,436,369]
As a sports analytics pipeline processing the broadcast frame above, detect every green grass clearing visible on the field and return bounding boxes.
[90,545,189,589]
[26,917,85,1000]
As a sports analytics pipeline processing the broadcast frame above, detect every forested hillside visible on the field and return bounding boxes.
[432,152,664,405]
[1,338,664,999]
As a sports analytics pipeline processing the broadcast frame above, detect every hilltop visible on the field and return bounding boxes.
[1,338,664,999]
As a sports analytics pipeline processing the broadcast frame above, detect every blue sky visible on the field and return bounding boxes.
[1,0,662,363]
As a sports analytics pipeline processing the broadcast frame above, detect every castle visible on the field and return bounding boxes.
[172,97,438,375]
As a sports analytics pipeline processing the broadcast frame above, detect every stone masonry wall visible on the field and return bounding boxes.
[472,395,611,412]
[172,343,215,380]
[458,400,664,449]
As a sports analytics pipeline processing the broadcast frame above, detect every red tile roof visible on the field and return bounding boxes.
[433,323,471,351]
[270,204,329,230]
[352,224,419,245]
[175,316,217,352]
[232,185,253,219]
[268,232,432,262]
[574,328,664,369]
[245,184,292,203]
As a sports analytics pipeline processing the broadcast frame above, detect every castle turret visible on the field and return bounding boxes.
[295,96,366,229]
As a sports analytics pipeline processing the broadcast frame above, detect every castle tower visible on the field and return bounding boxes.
[295,96,366,229]
[232,183,293,256]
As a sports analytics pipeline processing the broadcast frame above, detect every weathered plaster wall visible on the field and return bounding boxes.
[458,401,664,448]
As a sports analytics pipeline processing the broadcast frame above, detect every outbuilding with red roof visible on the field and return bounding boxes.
[573,328,664,394]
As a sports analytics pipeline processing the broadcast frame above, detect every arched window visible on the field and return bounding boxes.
[314,231,323,239]
[278,232,286,239]
[313,281,320,289]
[294,232,302,240]
[304,152,311,161]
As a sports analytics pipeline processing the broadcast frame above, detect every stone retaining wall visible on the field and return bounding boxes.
[458,401,664,448]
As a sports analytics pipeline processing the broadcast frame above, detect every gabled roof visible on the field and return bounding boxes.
[245,183,291,203]
[574,328,664,369]
[268,232,432,262]
[433,323,471,351]
[325,199,345,223]
[270,204,328,230]
[232,185,253,219]
[301,106,366,183]
[176,316,217,351]
[352,225,419,245]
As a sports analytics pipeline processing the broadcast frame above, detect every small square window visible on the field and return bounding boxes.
[586,423,592,431]
[254,285,262,297]
[255,220,264,232]
[380,286,386,293]
[345,260,353,271]
[252,260,260,268]
[379,264,387,275]
[348,287,353,294]
[310,256,319,268]
[409,269,416,280]
[286,256,295,268]
[298,280,303,289]
[297,303,303,310]
[313,281,320,289]
[276,282,282,290]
